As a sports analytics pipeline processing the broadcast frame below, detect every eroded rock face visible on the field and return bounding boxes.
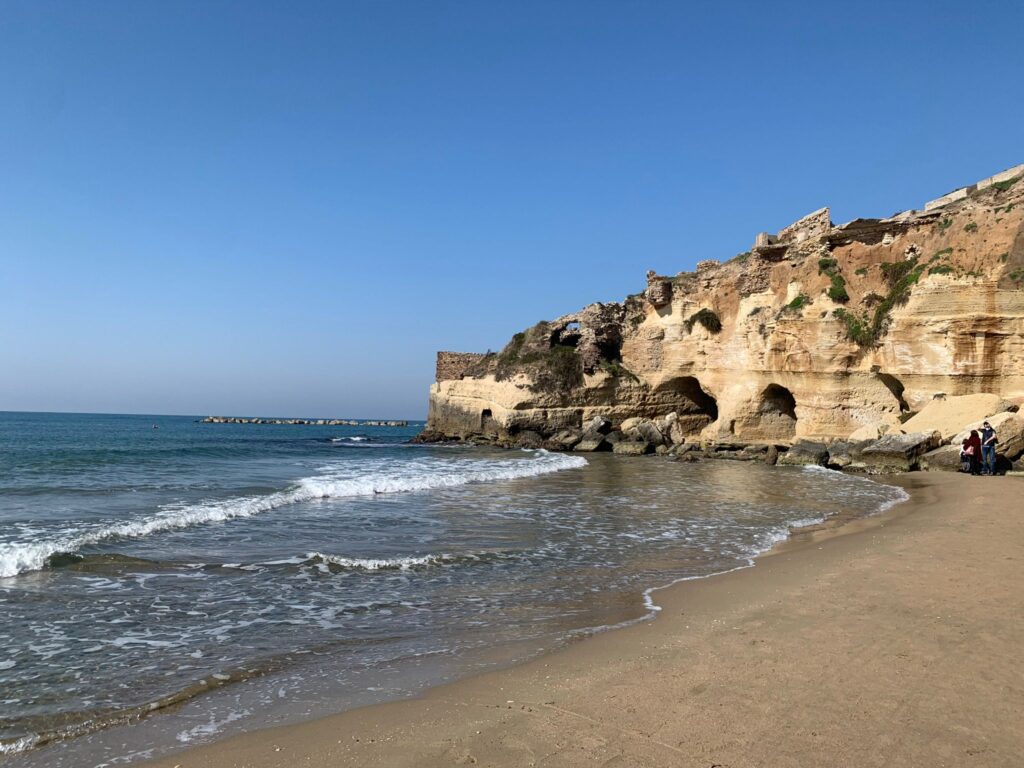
[426,165,1024,446]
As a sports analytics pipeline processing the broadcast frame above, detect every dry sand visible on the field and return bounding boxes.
[145,472,1024,768]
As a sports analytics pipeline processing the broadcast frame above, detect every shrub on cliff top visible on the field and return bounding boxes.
[684,308,722,334]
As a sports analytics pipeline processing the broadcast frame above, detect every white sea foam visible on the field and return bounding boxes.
[0,451,587,578]
[306,552,455,570]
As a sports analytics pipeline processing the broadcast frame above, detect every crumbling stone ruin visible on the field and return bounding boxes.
[435,351,487,382]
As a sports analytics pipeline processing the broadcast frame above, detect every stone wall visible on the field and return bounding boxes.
[777,207,831,243]
[435,351,486,382]
[645,271,672,307]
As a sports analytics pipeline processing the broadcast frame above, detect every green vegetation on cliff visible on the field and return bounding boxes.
[479,321,585,393]
[835,256,924,347]
[818,257,849,303]
[684,308,722,334]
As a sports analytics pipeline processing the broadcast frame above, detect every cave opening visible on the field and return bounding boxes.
[759,384,797,421]
[652,376,719,436]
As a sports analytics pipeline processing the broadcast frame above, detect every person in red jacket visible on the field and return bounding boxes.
[966,429,983,475]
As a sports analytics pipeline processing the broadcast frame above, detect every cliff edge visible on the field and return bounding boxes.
[423,164,1024,450]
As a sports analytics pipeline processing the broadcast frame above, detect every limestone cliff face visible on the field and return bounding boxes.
[427,165,1024,444]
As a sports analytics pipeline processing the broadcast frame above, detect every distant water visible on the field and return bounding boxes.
[0,412,907,766]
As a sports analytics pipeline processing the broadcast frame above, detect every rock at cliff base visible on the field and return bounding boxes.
[548,429,583,450]
[777,440,829,467]
[858,431,942,472]
[826,440,866,469]
[951,412,1024,460]
[511,431,545,449]
[574,437,610,452]
[765,445,779,466]
[920,444,966,472]
[622,418,668,446]
[582,416,612,436]
[899,394,1007,441]
[613,440,654,456]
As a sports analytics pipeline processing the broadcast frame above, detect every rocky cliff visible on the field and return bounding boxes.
[424,164,1024,450]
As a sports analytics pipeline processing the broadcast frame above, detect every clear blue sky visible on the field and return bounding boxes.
[2,0,1021,418]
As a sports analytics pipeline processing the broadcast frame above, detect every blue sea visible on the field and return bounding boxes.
[0,412,907,766]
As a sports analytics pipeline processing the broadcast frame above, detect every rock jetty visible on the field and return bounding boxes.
[201,417,408,427]
[419,162,1024,474]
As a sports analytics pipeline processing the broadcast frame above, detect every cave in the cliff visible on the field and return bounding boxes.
[655,376,719,423]
[480,409,498,435]
[754,384,798,438]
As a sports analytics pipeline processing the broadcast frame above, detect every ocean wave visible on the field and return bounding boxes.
[214,550,510,573]
[0,451,587,579]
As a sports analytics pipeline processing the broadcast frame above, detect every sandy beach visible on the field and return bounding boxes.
[143,471,1024,768]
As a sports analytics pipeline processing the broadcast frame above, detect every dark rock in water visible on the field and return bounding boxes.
[674,452,700,463]
[613,440,653,456]
[411,429,456,444]
[604,430,626,445]
[765,445,779,466]
[634,421,667,444]
[778,439,829,467]
[858,430,941,472]
[826,440,865,469]
[711,442,747,452]
[574,436,610,452]
[740,444,769,455]
[545,429,582,451]
[511,431,545,449]
[714,449,751,461]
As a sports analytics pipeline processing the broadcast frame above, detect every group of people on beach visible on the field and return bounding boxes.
[959,421,998,475]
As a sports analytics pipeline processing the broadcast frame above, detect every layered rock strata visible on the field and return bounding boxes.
[423,165,1024,465]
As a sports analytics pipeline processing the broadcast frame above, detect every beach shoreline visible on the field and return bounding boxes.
[138,470,1024,768]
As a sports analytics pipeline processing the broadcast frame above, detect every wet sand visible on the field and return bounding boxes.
[144,472,1024,768]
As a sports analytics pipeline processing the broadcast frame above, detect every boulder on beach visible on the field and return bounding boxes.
[857,431,942,472]
[899,394,1013,441]
[920,444,965,472]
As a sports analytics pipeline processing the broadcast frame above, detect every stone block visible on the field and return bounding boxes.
[613,440,654,456]
[778,439,829,467]
[858,431,942,472]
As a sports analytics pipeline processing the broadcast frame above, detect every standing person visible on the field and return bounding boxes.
[980,420,998,475]
[967,429,983,475]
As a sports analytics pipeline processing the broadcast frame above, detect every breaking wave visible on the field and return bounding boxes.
[0,451,587,578]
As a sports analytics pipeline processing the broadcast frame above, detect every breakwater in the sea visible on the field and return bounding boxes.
[201,416,408,426]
